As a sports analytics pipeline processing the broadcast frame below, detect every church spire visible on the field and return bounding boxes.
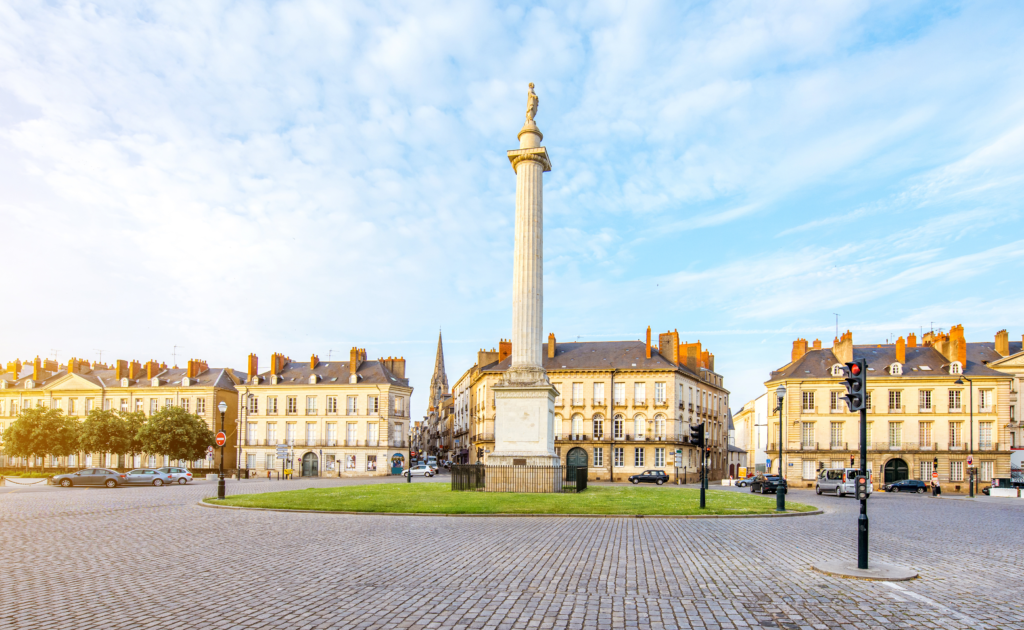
[427,329,449,411]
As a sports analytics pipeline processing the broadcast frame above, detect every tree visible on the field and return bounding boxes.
[137,406,214,463]
[118,411,147,458]
[79,410,134,458]
[0,407,80,466]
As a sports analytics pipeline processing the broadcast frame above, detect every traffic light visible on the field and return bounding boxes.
[855,475,869,500]
[840,359,867,411]
[689,422,705,447]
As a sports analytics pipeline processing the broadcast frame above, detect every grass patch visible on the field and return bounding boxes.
[206,484,816,516]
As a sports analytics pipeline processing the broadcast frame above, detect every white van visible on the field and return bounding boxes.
[816,468,873,497]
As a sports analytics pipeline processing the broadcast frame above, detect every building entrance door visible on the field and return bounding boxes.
[883,458,908,484]
[302,452,319,477]
[566,447,588,482]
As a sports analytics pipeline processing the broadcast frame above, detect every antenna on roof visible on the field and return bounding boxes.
[327,349,334,361]
[94,349,104,363]
[172,345,183,366]
[50,349,60,362]
[833,313,839,339]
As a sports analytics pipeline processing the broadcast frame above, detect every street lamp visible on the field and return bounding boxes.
[954,375,975,497]
[775,384,786,512]
[217,400,227,500]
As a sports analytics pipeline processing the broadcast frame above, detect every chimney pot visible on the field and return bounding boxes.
[995,329,1009,357]
[547,333,556,359]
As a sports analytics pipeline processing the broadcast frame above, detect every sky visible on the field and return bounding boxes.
[2,1,1023,414]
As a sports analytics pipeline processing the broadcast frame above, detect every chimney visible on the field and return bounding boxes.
[907,333,917,348]
[68,357,78,374]
[270,352,286,374]
[679,340,702,374]
[645,326,652,359]
[310,354,319,370]
[896,336,906,364]
[548,333,556,359]
[350,347,364,374]
[247,353,258,378]
[114,359,127,380]
[477,348,499,367]
[995,329,1009,357]
[812,339,822,350]
[833,331,853,364]
[392,356,406,379]
[658,331,679,365]
[7,359,22,380]
[143,360,157,380]
[791,338,809,362]
[32,356,41,380]
[43,358,58,373]
[498,339,512,362]
[949,324,967,366]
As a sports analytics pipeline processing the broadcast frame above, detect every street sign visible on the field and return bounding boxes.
[215,432,227,446]
[766,458,772,469]
[967,455,974,466]
[206,446,214,455]
[932,471,938,481]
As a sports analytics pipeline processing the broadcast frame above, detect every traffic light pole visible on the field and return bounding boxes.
[858,404,869,570]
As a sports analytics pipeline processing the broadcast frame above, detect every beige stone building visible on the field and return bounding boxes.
[0,356,240,469]
[765,327,1020,492]
[236,348,413,477]
[462,328,731,482]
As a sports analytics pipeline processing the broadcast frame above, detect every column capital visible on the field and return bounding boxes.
[507,147,552,173]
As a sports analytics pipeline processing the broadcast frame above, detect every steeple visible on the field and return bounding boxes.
[427,330,449,411]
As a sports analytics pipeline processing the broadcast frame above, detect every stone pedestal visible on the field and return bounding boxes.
[485,382,560,492]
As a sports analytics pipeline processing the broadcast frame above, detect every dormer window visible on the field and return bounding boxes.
[271,374,279,385]
[950,361,962,375]
[831,364,844,377]
[151,377,160,387]
[890,363,902,376]
[25,379,34,389]
[308,374,318,385]
[182,377,191,387]
[120,377,129,387]
[251,375,260,385]
[0,380,6,389]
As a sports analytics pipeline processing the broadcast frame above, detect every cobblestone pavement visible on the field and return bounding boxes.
[1,477,1022,630]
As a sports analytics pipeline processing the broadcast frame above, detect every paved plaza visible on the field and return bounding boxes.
[1,477,1021,630]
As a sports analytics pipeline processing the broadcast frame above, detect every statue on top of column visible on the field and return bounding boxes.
[525,83,539,123]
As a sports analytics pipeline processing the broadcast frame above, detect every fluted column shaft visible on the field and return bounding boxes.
[511,155,545,375]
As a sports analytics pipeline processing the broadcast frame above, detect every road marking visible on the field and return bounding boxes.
[882,582,987,629]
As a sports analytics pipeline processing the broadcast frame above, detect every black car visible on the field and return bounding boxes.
[628,470,669,485]
[751,474,787,494]
[885,479,928,493]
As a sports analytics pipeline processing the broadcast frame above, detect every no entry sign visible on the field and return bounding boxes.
[215,432,227,446]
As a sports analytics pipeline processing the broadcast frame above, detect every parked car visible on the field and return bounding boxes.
[815,468,874,497]
[125,469,174,485]
[157,466,193,485]
[404,465,435,478]
[885,479,928,493]
[628,470,669,485]
[52,468,126,488]
[751,474,787,494]
[736,475,757,487]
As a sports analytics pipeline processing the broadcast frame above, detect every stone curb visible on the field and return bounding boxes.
[198,500,823,519]
[811,560,919,581]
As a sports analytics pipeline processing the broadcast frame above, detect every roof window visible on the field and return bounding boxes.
[950,361,962,375]
[890,363,902,376]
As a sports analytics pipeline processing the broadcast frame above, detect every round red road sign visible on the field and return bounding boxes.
[215,432,227,446]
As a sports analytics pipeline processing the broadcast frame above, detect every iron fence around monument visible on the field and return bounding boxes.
[451,464,587,493]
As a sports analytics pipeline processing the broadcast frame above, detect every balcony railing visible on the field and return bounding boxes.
[829,442,847,450]
[570,399,585,407]
[979,442,996,451]
[473,433,495,441]
[800,442,816,451]
[592,398,605,406]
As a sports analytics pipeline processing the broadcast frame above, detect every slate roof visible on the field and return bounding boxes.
[251,360,409,388]
[9,366,239,391]
[481,341,707,380]
[727,444,747,453]
[768,342,1012,383]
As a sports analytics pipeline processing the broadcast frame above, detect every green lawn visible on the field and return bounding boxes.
[206,483,817,516]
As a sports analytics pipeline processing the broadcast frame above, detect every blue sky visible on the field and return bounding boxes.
[1,1,1022,411]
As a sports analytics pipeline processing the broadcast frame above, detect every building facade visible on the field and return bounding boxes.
[732,393,769,473]
[0,356,239,469]
[765,327,1019,492]
[463,328,731,482]
[236,348,413,477]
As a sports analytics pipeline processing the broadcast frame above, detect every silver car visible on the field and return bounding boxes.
[52,468,126,488]
[816,468,874,497]
[125,469,174,486]
[404,465,435,478]
[156,467,193,485]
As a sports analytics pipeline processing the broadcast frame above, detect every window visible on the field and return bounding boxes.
[346,422,357,445]
[306,396,317,415]
[950,422,962,448]
[802,392,814,412]
[951,461,964,481]
[52,398,62,411]
[554,384,562,406]
[285,423,296,445]
[613,383,625,405]
[655,383,666,404]
[395,396,405,416]
[165,398,173,409]
[654,414,665,438]
[393,423,403,445]
[950,361,962,375]
[571,383,583,405]
[181,398,189,413]
[888,422,902,448]
[593,415,604,439]
[326,396,338,414]
[634,448,645,467]
[980,422,993,449]
[366,455,377,472]
[866,422,873,445]
[830,422,843,448]
[82,398,92,414]
[830,391,841,412]
[803,460,816,480]
[613,414,624,439]
[979,390,992,412]
[367,423,379,445]
[197,398,206,415]
[593,447,604,467]
[247,397,258,414]
[147,455,156,468]
[346,455,357,470]
[655,447,665,467]
[305,423,316,445]
[246,454,256,468]
[367,396,379,414]
[801,422,814,448]
[267,423,277,444]
[633,414,645,439]
[347,396,357,415]
[633,383,647,405]
[327,422,337,446]
[919,422,932,447]
[10,401,16,415]
[614,447,624,467]
[571,414,583,436]
[919,461,932,481]
[865,392,872,410]
[888,390,901,411]
[149,399,157,415]
[593,382,605,405]
[949,390,962,411]
[919,390,932,411]
[831,364,844,377]
[267,397,278,415]
[67,398,75,414]
[286,397,297,414]
[890,363,902,376]
[265,454,275,469]
[980,461,993,482]
[246,423,257,444]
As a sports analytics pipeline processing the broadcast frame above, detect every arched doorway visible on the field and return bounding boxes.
[883,458,908,484]
[566,447,588,482]
[301,452,319,477]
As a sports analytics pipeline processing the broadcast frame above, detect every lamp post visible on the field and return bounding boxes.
[933,456,939,496]
[954,375,974,497]
[217,401,227,499]
[775,384,786,512]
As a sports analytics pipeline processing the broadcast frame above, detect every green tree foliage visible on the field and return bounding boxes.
[78,410,134,456]
[1,407,80,461]
[137,406,214,462]
[118,411,147,456]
